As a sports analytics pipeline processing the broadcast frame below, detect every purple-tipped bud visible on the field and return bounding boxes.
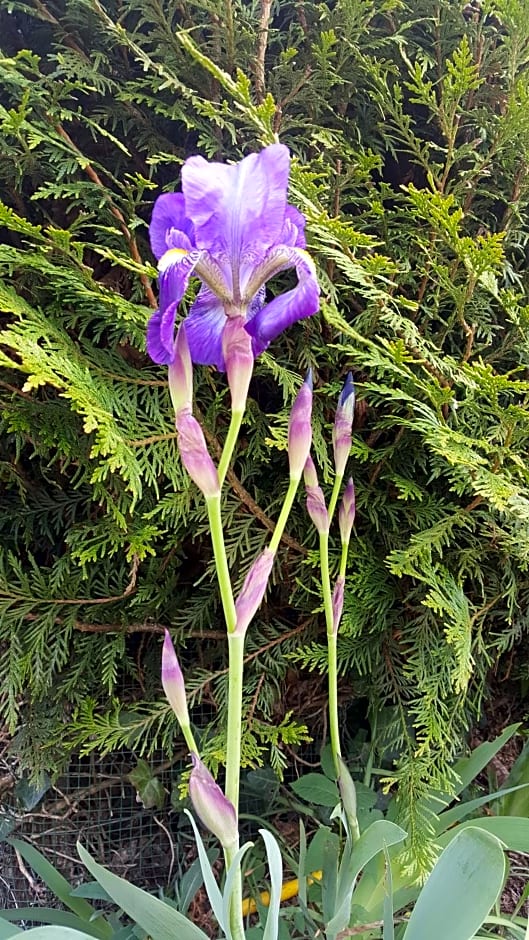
[288,370,313,480]
[332,575,345,635]
[168,322,193,416]
[333,373,355,478]
[222,316,254,413]
[189,754,238,849]
[162,629,190,727]
[234,548,275,637]
[176,410,220,498]
[339,478,356,546]
[304,457,329,535]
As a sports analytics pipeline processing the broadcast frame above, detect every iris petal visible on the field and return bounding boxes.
[181,144,290,273]
[146,309,168,364]
[158,248,202,317]
[185,285,227,370]
[147,303,177,364]
[150,192,196,259]
[281,205,307,248]
[245,248,320,357]
[148,250,202,363]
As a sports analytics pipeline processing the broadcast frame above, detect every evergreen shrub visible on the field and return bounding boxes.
[1,0,529,868]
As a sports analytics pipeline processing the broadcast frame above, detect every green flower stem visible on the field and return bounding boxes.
[339,539,349,579]
[181,723,199,757]
[269,476,301,554]
[225,840,245,940]
[218,408,244,486]
[225,632,245,940]
[320,531,342,776]
[206,494,237,633]
[225,633,245,811]
[327,473,343,524]
[327,632,342,773]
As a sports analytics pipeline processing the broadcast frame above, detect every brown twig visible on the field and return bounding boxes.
[153,815,176,885]
[273,66,312,133]
[248,673,266,724]
[226,466,306,554]
[190,619,312,700]
[18,613,157,633]
[0,381,32,400]
[18,611,232,637]
[198,414,306,555]
[285,746,320,768]
[461,316,476,363]
[30,755,186,820]
[255,0,273,103]
[50,123,157,309]
[32,0,87,59]
[129,432,178,447]
[14,846,44,894]
[463,494,483,513]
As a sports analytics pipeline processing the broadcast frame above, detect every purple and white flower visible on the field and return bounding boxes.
[161,629,190,728]
[303,456,329,535]
[333,373,355,477]
[189,754,238,849]
[288,369,313,480]
[147,144,320,370]
[233,547,275,637]
[339,477,356,546]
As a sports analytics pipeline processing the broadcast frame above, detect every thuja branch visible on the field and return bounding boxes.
[50,122,157,309]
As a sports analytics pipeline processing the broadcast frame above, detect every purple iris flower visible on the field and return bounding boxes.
[147,144,320,371]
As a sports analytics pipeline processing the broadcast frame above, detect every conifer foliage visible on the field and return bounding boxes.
[1,0,529,868]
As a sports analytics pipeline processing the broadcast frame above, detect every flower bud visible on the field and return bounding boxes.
[304,457,329,535]
[288,369,313,480]
[339,478,356,546]
[161,629,190,728]
[332,575,345,635]
[234,548,275,636]
[168,322,193,415]
[222,316,254,413]
[333,373,355,478]
[176,410,220,497]
[337,755,360,841]
[189,754,238,850]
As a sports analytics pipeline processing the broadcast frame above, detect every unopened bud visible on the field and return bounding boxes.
[234,548,275,636]
[332,576,345,634]
[339,478,356,546]
[288,369,313,480]
[161,629,190,728]
[168,323,193,415]
[337,755,360,841]
[176,410,220,497]
[333,373,355,478]
[222,316,254,413]
[189,754,238,850]
[304,458,329,534]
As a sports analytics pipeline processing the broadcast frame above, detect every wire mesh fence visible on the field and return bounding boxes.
[0,749,180,924]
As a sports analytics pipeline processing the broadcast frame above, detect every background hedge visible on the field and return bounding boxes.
[1,0,529,868]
